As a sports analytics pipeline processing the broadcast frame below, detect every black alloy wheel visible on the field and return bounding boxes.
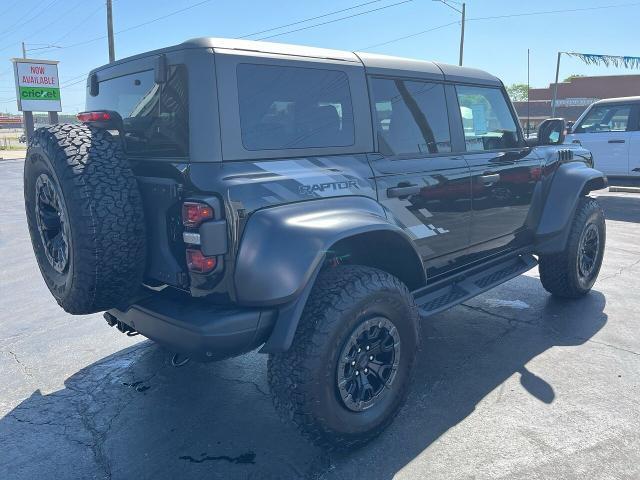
[577,222,600,282]
[337,317,400,412]
[34,173,70,274]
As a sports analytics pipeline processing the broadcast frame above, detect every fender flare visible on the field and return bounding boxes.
[534,162,607,254]
[232,196,425,353]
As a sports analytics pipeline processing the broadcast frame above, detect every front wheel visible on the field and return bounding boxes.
[268,265,420,450]
[539,197,606,298]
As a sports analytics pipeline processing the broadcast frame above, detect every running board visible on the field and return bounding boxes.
[414,254,537,318]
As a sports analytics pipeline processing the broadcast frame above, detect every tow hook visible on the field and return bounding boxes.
[103,312,139,336]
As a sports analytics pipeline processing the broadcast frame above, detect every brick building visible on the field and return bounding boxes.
[512,74,640,133]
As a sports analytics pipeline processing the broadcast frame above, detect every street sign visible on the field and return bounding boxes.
[11,58,62,112]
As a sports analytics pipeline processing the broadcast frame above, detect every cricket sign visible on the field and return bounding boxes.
[11,58,62,112]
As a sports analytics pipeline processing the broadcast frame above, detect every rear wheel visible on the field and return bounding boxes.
[268,265,420,450]
[539,197,605,298]
[24,124,146,314]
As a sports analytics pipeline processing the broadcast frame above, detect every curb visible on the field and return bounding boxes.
[609,186,640,193]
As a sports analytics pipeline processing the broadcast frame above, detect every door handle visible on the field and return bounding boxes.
[387,184,420,198]
[480,173,500,184]
[608,139,626,144]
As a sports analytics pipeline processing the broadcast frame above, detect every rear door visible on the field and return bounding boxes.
[454,85,541,255]
[368,77,472,277]
[568,102,636,176]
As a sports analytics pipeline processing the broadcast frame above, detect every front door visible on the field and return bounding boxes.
[368,77,471,277]
[454,85,541,255]
[567,102,636,176]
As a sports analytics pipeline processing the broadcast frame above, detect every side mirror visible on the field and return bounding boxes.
[537,118,566,145]
[565,121,574,135]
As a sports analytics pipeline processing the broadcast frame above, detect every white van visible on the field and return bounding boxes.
[565,96,640,176]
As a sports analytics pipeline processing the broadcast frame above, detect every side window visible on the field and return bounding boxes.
[574,104,632,133]
[236,63,354,150]
[370,78,451,155]
[456,85,520,151]
[86,65,189,157]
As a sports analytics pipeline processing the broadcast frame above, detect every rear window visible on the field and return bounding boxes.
[236,63,354,151]
[86,65,189,157]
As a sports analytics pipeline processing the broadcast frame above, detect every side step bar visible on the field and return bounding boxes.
[414,253,537,318]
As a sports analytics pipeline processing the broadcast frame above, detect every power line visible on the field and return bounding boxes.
[361,1,640,50]
[52,4,105,45]
[52,0,215,52]
[360,21,459,50]
[257,0,416,40]
[467,1,640,23]
[0,0,64,44]
[0,0,21,18]
[238,0,387,38]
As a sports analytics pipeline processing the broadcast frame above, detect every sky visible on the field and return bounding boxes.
[1,0,639,114]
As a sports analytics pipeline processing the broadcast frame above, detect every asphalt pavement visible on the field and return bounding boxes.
[1,157,639,479]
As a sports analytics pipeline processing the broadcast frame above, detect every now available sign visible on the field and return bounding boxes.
[12,58,62,112]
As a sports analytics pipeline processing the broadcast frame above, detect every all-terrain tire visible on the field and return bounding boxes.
[538,197,605,298]
[268,265,420,450]
[24,124,146,314]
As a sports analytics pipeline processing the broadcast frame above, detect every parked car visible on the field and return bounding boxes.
[565,96,640,176]
[23,38,607,450]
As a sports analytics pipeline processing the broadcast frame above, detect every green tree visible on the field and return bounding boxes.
[506,83,529,102]
[563,74,585,82]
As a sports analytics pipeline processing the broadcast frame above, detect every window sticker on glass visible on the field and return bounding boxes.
[456,85,520,152]
[471,104,487,135]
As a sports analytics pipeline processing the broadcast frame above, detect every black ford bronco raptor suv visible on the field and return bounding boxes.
[24,38,607,449]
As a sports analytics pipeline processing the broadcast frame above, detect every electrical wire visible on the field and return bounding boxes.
[0,0,64,43]
[361,21,459,50]
[237,0,388,38]
[360,0,640,50]
[257,0,416,40]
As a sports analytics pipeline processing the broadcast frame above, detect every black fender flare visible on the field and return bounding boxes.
[232,196,425,352]
[534,162,607,254]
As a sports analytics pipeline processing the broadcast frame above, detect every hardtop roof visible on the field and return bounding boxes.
[590,96,640,105]
[90,37,502,86]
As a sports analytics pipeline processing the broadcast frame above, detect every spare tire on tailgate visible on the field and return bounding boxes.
[24,124,146,314]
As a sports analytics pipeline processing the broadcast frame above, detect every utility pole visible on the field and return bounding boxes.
[551,51,562,118]
[459,3,465,66]
[433,1,465,66]
[106,0,115,63]
[527,48,530,136]
[21,42,35,143]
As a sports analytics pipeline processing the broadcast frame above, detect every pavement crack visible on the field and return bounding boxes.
[211,373,270,397]
[2,349,36,379]
[598,256,640,282]
[460,303,538,326]
[179,451,256,465]
[586,339,640,357]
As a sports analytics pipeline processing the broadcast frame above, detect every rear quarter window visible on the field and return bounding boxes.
[236,63,355,151]
[86,65,189,157]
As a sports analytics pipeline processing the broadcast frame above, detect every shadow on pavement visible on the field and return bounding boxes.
[597,194,640,223]
[0,275,607,480]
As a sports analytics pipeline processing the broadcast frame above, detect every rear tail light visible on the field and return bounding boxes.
[77,111,111,122]
[76,110,122,130]
[182,202,214,228]
[186,248,216,273]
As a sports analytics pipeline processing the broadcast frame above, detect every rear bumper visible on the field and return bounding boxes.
[107,291,276,361]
